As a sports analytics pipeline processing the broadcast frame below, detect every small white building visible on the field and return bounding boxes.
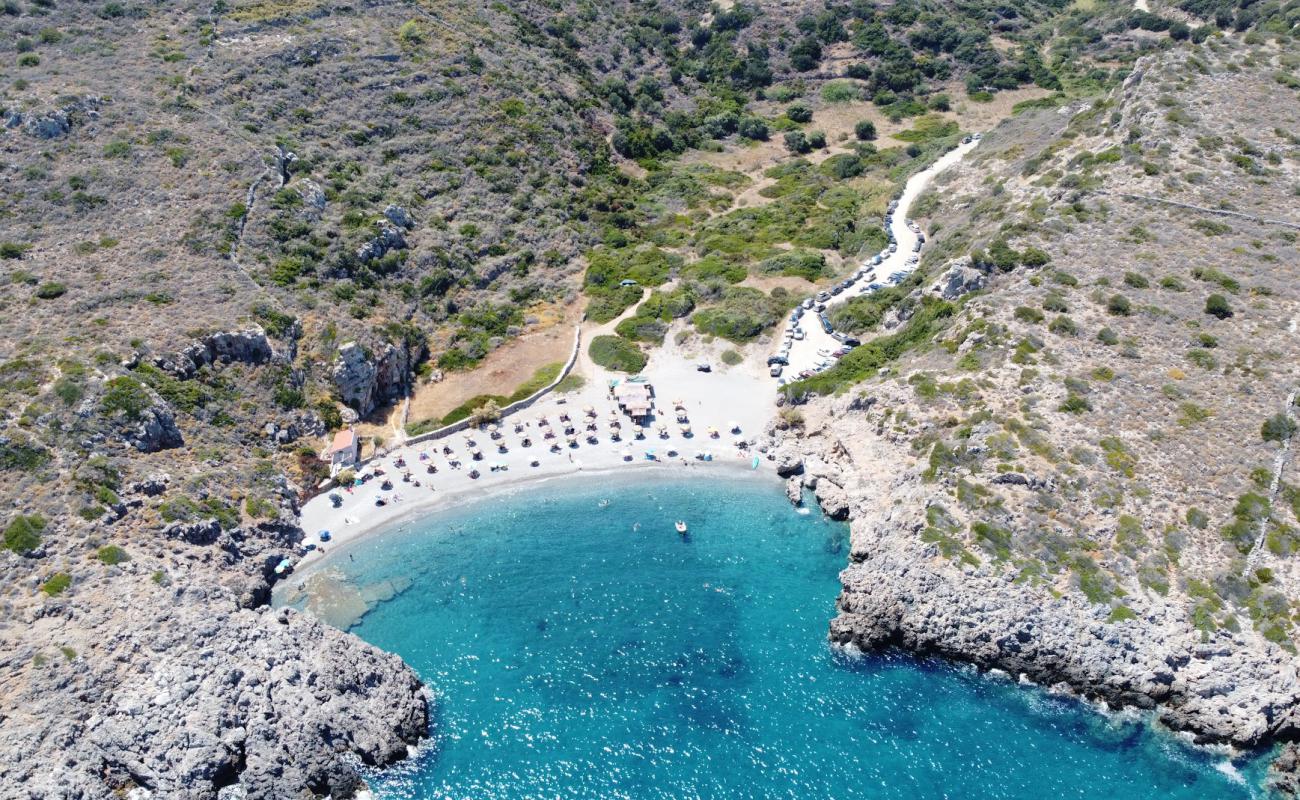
[324,428,359,476]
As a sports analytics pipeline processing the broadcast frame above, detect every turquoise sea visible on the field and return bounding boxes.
[312,473,1269,799]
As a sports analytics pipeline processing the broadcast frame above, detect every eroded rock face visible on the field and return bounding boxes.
[113,391,184,453]
[332,340,420,416]
[356,224,407,263]
[928,257,987,301]
[155,328,277,379]
[20,95,102,139]
[1,585,428,800]
[773,408,1300,757]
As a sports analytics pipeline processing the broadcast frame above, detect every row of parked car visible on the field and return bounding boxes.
[770,191,933,382]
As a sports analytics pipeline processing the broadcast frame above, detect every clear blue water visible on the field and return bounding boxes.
[316,474,1268,799]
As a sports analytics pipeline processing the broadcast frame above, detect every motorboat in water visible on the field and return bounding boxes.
[675,520,688,535]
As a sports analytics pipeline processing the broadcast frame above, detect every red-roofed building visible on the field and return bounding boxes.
[324,428,359,476]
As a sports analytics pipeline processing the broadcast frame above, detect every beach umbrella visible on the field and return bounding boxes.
[488,424,498,433]
[318,530,331,541]
[680,424,691,434]
[622,448,633,460]
[583,404,595,414]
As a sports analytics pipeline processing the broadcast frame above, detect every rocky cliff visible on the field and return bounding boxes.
[774,40,1300,791]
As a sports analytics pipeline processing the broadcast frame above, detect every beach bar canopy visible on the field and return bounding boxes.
[614,381,653,419]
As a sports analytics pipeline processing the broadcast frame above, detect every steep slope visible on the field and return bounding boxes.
[778,38,1300,789]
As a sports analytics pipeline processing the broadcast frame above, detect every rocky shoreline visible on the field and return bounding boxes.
[772,394,1300,792]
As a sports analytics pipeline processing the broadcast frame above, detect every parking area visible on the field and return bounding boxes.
[767,136,981,388]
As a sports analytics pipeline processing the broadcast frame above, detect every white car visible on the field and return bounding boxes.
[793,330,805,340]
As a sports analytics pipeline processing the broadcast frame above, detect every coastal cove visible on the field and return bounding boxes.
[281,475,1271,799]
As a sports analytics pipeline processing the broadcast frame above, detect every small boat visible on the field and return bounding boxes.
[675,520,688,534]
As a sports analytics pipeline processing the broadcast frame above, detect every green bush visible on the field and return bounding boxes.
[691,287,784,342]
[1013,306,1044,324]
[35,282,66,299]
[588,335,647,373]
[1122,272,1149,289]
[1261,413,1297,443]
[756,251,826,280]
[1048,315,1078,336]
[1105,294,1132,316]
[4,513,46,553]
[786,102,812,123]
[720,349,743,366]
[1204,293,1232,319]
[854,120,877,141]
[96,545,130,565]
[0,241,31,259]
[41,572,71,596]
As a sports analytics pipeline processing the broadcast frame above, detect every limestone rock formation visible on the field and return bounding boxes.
[331,340,421,416]
[155,328,278,380]
[355,224,407,263]
[927,257,987,300]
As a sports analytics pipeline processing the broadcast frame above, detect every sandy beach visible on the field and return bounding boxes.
[295,326,779,569]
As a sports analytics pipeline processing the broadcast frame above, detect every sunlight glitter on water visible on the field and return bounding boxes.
[309,474,1268,800]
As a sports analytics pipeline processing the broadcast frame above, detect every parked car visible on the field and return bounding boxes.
[802,298,815,309]
[793,330,805,340]
[767,355,788,366]
[819,317,833,334]
[696,363,711,373]
[769,365,783,378]
[814,303,826,313]
[816,291,830,302]
[619,278,639,287]
[831,331,847,343]
[871,255,881,265]
[831,286,843,296]
[844,337,861,347]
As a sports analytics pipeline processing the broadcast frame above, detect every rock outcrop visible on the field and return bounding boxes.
[154,328,278,379]
[18,95,103,139]
[1,584,428,800]
[927,257,986,300]
[355,224,407,263]
[332,340,422,416]
[113,390,184,453]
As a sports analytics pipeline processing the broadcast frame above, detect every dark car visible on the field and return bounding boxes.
[819,317,833,334]
[844,337,861,347]
[696,363,712,372]
[766,355,788,366]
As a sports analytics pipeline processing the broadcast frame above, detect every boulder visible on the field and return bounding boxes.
[356,224,407,263]
[297,180,326,221]
[785,476,804,506]
[114,391,183,453]
[383,204,414,229]
[774,445,805,478]
[928,257,986,301]
[814,478,851,520]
